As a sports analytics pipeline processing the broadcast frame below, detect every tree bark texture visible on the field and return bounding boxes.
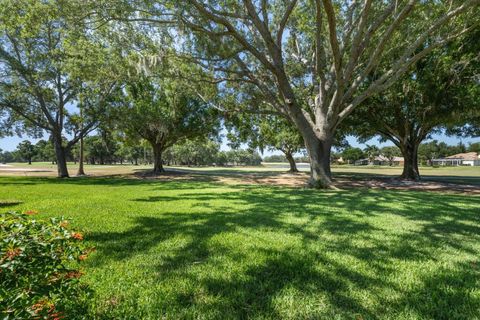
[285,151,299,173]
[152,143,165,174]
[400,142,420,180]
[77,134,86,176]
[53,132,69,178]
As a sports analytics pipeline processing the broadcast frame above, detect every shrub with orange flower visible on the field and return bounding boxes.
[1,211,92,318]
[4,247,22,260]
[31,299,65,319]
[50,312,65,320]
[31,299,50,313]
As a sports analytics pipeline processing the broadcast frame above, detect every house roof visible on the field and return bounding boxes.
[356,156,405,162]
[446,152,479,160]
[375,155,389,161]
[376,156,404,161]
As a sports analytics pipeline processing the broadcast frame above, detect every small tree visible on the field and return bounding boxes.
[227,113,304,172]
[341,147,364,165]
[16,141,36,165]
[258,118,304,172]
[120,76,218,174]
[381,146,402,166]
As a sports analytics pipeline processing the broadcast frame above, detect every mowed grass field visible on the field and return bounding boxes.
[1,166,480,319]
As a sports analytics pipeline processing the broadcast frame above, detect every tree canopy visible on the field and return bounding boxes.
[0,0,120,177]
[117,0,480,187]
[119,72,219,173]
[0,0,478,185]
[348,28,480,180]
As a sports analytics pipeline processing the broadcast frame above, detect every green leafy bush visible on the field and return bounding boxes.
[0,211,92,319]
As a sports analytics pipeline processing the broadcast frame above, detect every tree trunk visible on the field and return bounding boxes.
[152,143,165,174]
[53,133,69,178]
[303,133,333,188]
[28,158,32,165]
[285,151,298,173]
[77,134,85,176]
[400,142,420,180]
[287,106,333,188]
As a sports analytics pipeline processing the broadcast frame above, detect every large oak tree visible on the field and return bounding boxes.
[120,73,219,174]
[349,29,480,180]
[0,0,119,177]
[157,0,479,188]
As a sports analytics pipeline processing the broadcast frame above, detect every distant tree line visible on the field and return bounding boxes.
[1,136,262,167]
[3,139,477,169]
[263,154,309,164]
[165,140,262,166]
[0,140,65,164]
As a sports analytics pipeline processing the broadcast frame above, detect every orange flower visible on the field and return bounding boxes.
[32,302,44,313]
[71,232,83,240]
[24,210,39,215]
[4,248,22,260]
[59,220,69,228]
[31,299,51,314]
[78,254,88,261]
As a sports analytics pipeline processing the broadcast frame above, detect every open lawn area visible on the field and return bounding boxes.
[1,168,479,319]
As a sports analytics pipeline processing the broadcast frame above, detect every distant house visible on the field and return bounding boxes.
[354,158,369,166]
[392,157,405,166]
[373,155,390,166]
[355,155,404,166]
[432,152,480,166]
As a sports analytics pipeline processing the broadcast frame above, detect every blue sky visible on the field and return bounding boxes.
[1,131,477,156]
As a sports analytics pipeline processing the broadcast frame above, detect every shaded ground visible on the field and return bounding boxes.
[135,168,480,195]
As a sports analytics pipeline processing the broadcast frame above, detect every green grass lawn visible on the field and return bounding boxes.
[1,176,480,319]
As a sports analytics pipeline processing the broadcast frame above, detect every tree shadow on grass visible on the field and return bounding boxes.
[334,170,480,186]
[390,260,480,320]
[87,187,480,319]
[0,200,23,207]
[422,175,480,186]
[0,175,225,191]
